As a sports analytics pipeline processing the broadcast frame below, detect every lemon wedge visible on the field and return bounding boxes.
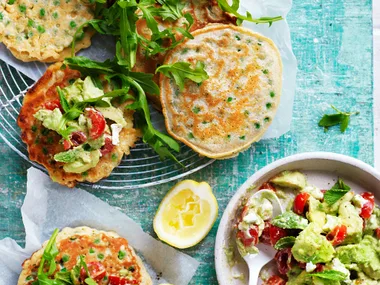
[153,180,218,249]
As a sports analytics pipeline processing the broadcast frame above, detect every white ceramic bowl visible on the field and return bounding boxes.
[215,152,380,285]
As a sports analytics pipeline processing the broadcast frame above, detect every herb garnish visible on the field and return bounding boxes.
[318,105,359,133]
[274,236,296,250]
[323,178,351,205]
[309,270,347,281]
[216,0,283,26]
[156,61,209,91]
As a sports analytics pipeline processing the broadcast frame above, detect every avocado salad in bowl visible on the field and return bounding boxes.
[215,153,380,285]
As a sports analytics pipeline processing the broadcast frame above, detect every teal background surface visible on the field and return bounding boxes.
[0,0,374,284]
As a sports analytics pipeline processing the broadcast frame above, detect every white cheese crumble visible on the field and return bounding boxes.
[111,123,123,146]
[323,214,340,232]
[352,194,367,208]
[243,212,261,224]
[331,258,350,281]
[303,185,324,200]
[306,262,317,273]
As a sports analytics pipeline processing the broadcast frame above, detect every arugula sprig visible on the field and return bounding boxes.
[216,0,283,26]
[36,229,60,279]
[318,105,359,133]
[156,61,209,91]
[64,57,182,163]
[323,178,351,205]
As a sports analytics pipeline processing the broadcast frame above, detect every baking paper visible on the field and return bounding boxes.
[0,0,296,139]
[0,168,200,285]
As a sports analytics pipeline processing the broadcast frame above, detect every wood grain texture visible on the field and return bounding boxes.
[0,0,374,284]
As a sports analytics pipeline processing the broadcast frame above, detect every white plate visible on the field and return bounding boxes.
[215,152,380,285]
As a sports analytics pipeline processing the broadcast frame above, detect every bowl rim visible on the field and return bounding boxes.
[214,151,380,284]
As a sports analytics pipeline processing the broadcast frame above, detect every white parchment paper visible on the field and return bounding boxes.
[0,168,200,285]
[0,0,297,139]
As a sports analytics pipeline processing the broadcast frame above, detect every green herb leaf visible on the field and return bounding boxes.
[156,61,209,91]
[216,0,283,26]
[318,105,359,133]
[155,0,185,21]
[309,270,347,281]
[323,178,351,205]
[274,236,296,250]
[57,87,70,113]
[36,228,60,283]
[272,211,309,230]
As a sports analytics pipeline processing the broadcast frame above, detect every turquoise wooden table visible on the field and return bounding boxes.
[0,0,374,284]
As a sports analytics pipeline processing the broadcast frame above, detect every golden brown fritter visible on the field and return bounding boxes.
[17,63,139,188]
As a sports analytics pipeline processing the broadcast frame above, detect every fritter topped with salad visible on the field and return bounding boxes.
[18,62,139,187]
[18,227,152,285]
[234,171,380,285]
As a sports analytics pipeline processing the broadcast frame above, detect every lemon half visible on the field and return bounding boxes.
[153,180,218,249]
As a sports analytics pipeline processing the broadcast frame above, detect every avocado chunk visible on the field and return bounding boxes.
[364,207,380,235]
[63,150,100,174]
[34,108,63,133]
[63,76,104,103]
[336,235,380,280]
[96,106,127,127]
[292,222,335,264]
[338,201,363,244]
[270,171,306,190]
[307,197,326,229]
[320,191,354,215]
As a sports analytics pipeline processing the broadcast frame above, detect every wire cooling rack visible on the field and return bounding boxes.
[0,61,214,190]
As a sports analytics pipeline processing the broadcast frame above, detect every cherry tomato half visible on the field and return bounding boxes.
[259,182,276,192]
[260,222,272,245]
[85,108,106,140]
[236,226,259,247]
[326,225,347,246]
[275,248,293,275]
[360,192,375,219]
[63,139,71,151]
[43,99,62,111]
[264,275,286,285]
[269,225,287,246]
[293,192,310,215]
[80,261,106,282]
[109,276,138,285]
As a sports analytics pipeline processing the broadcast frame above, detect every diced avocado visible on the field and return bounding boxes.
[338,201,363,244]
[63,76,104,103]
[82,76,104,99]
[364,207,380,235]
[63,150,100,173]
[96,106,127,127]
[337,235,380,280]
[292,222,335,264]
[322,214,341,233]
[34,108,63,132]
[87,135,105,150]
[270,171,306,190]
[320,191,354,215]
[287,269,312,285]
[306,197,326,228]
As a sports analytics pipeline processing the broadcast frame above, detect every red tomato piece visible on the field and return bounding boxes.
[275,248,293,275]
[360,192,375,219]
[43,99,62,111]
[236,225,259,247]
[85,108,106,140]
[63,139,71,151]
[259,182,276,192]
[80,261,106,282]
[260,222,272,245]
[326,225,347,246]
[269,225,287,246]
[264,275,286,285]
[375,228,380,239]
[293,192,310,215]
[100,135,114,156]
